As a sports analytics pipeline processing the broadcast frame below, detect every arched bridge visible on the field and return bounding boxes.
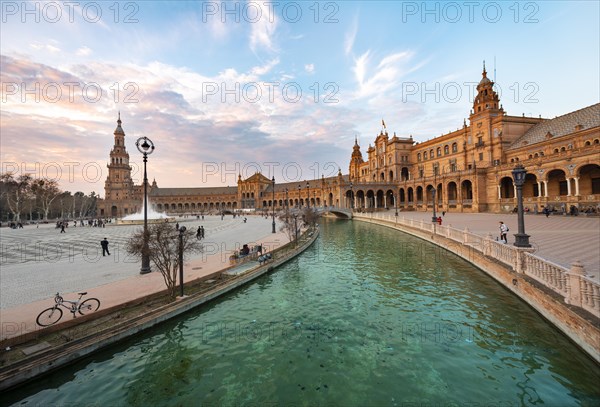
[316,207,352,219]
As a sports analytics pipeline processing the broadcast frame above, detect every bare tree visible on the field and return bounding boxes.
[1,173,32,222]
[31,178,60,220]
[126,222,203,300]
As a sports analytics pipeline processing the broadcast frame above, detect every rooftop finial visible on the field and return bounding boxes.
[117,111,122,124]
[482,60,487,76]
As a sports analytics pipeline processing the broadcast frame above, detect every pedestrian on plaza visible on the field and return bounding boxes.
[101,238,110,256]
[543,207,550,217]
[499,221,508,243]
[437,216,442,225]
[442,211,446,217]
[200,226,205,239]
[60,223,66,233]
[196,226,202,240]
[176,222,179,230]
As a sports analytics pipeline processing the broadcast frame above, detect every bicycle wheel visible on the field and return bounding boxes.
[78,298,101,315]
[36,307,63,327]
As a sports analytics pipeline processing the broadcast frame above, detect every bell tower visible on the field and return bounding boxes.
[105,113,135,202]
[349,136,364,182]
[471,62,503,117]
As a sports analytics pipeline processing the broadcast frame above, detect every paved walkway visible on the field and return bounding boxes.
[0,215,288,340]
[363,210,600,281]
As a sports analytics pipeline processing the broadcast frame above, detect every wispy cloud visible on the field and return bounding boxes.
[249,2,278,53]
[344,14,359,56]
[304,63,314,74]
[76,46,92,56]
[352,50,421,100]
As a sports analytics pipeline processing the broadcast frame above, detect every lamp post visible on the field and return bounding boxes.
[298,184,301,208]
[395,191,399,218]
[271,176,276,233]
[178,226,186,297]
[136,136,155,274]
[512,164,531,247]
[285,188,289,224]
[350,182,354,210]
[306,182,310,209]
[293,214,298,242]
[431,187,437,223]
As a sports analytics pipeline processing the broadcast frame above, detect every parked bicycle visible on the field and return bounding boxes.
[36,292,101,327]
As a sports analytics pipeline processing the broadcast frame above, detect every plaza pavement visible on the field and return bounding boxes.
[0,215,289,340]
[365,209,600,281]
[0,210,598,341]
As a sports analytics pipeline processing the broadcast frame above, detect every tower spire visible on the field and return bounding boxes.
[482,60,487,76]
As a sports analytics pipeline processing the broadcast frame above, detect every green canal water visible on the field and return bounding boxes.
[4,219,600,406]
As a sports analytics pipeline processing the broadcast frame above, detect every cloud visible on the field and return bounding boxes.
[0,54,356,193]
[76,46,92,56]
[352,50,422,100]
[304,64,314,74]
[344,15,358,55]
[29,42,61,53]
[249,2,278,53]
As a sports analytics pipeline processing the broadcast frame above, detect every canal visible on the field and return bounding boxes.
[4,219,600,406]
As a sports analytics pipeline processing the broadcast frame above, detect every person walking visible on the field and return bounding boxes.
[200,226,205,239]
[101,238,110,256]
[60,222,66,233]
[499,221,508,244]
[196,226,202,240]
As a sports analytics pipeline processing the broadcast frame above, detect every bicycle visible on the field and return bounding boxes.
[36,292,101,327]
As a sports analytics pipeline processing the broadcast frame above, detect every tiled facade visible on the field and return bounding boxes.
[97,68,600,218]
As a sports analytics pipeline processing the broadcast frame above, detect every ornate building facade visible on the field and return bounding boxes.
[97,67,600,218]
[346,67,599,214]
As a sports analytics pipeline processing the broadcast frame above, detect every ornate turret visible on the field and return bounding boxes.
[349,136,364,182]
[472,61,503,115]
[105,113,135,202]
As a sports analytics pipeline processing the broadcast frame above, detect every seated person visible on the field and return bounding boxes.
[240,244,250,256]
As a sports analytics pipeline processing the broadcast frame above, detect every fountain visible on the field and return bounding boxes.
[116,203,175,225]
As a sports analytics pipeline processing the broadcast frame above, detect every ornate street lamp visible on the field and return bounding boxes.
[395,191,399,218]
[178,225,186,297]
[431,186,437,223]
[512,164,531,247]
[350,182,354,210]
[136,136,155,274]
[306,181,310,209]
[272,176,276,234]
[285,188,289,224]
[298,184,301,208]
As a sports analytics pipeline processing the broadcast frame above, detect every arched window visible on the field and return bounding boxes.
[423,151,428,159]
[444,145,449,155]
[437,147,441,157]
[452,142,458,153]
[417,153,421,161]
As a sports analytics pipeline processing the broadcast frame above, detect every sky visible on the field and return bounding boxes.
[1,0,599,196]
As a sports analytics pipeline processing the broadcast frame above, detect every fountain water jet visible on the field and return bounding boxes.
[116,203,175,225]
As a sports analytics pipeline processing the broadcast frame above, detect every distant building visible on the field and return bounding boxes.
[97,66,600,217]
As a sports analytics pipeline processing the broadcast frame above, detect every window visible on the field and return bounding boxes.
[430,149,434,158]
[444,145,449,155]
[423,151,428,159]
[452,143,458,153]
[417,153,421,161]
[479,153,483,161]
[437,147,441,157]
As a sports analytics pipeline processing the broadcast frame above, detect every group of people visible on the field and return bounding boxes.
[196,226,205,240]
